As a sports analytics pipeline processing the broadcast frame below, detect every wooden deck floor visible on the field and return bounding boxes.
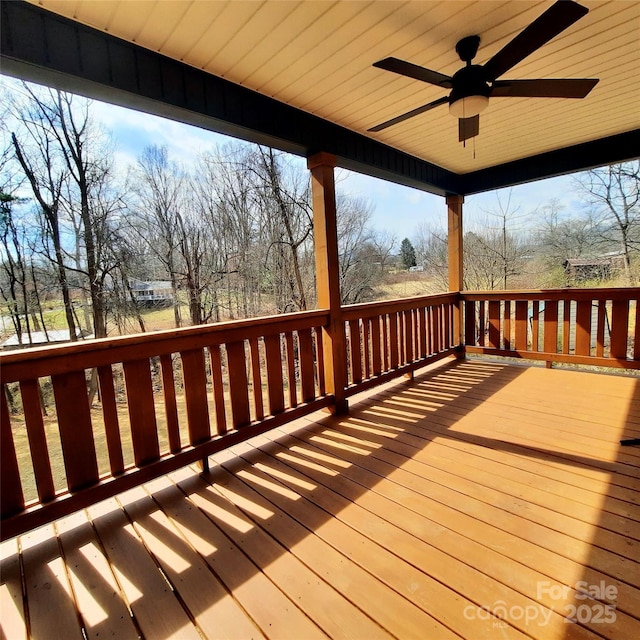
[2,359,639,640]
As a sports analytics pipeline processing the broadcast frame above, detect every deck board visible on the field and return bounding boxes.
[2,359,639,639]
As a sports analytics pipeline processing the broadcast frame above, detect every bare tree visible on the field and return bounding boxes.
[536,199,602,261]
[574,162,640,283]
[194,145,259,320]
[244,146,314,312]
[336,195,393,304]
[414,223,449,290]
[0,187,36,342]
[474,191,530,290]
[131,145,186,327]
[8,85,122,340]
[9,98,77,340]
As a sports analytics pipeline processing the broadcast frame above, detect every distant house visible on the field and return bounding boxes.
[129,279,174,307]
[563,253,625,281]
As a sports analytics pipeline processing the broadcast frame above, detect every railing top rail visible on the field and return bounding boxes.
[460,287,640,302]
[0,309,330,383]
[342,292,458,320]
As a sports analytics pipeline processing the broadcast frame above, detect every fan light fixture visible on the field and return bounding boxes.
[449,95,489,118]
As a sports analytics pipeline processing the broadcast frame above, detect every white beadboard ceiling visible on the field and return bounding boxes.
[29,0,640,174]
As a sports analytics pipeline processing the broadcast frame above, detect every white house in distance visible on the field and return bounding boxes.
[128,279,174,307]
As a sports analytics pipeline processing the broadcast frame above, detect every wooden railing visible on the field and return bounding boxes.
[461,288,640,368]
[1,310,330,539]
[4,287,638,540]
[343,292,459,395]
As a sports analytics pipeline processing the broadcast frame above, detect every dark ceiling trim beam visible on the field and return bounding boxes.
[459,130,640,195]
[0,0,460,196]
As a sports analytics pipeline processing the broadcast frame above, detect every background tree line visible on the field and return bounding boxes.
[0,83,395,345]
[1,82,638,346]
[413,169,640,292]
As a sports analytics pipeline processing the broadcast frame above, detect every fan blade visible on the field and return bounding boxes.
[459,115,479,142]
[491,78,598,98]
[483,0,589,81]
[373,57,453,88]
[368,96,449,132]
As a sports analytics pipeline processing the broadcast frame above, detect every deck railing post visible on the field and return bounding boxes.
[307,152,348,414]
[447,194,464,354]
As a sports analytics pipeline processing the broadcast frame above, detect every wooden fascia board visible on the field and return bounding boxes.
[459,129,640,195]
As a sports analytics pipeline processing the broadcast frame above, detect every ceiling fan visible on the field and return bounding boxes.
[368,0,599,143]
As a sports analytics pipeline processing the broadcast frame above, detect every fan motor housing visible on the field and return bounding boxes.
[449,65,490,102]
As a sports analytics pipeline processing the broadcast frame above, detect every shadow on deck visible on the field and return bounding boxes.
[1,359,639,639]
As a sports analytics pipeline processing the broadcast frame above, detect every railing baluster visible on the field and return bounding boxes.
[51,370,99,492]
[159,355,181,454]
[1,387,24,517]
[503,300,511,350]
[543,300,558,354]
[314,327,326,396]
[362,319,371,378]
[248,338,264,420]
[595,301,606,358]
[264,334,285,415]
[531,301,540,352]
[440,306,449,351]
[575,300,592,356]
[514,301,527,350]
[20,379,55,502]
[432,306,441,353]
[428,306,435,354]
[398,312,406,364]
[297,328,315,403]
[488,301,500,348]
[477,301,486,347]
[226,341,251,427]
[418,308,427,358]
[348,320,361,385]
[371,315,382,376]
[404,310,413,362]
[284,333,297,409]
[208,344,227,435]
[389,313,399,368]
[610,299,630,358]
[382,314,390,371]
[122,359,160,466]
[562,300,571,354]
[180,349,212,444]
[97,365,125,472]
[464,300,475,346]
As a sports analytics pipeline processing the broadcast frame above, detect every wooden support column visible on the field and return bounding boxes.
[447,194,464,353]
[307,152,348,414]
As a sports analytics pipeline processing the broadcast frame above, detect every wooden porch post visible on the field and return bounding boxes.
[307,152,348,414]
[447,194,464,352]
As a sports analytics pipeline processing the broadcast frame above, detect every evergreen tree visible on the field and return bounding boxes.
[400,237,417,269]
